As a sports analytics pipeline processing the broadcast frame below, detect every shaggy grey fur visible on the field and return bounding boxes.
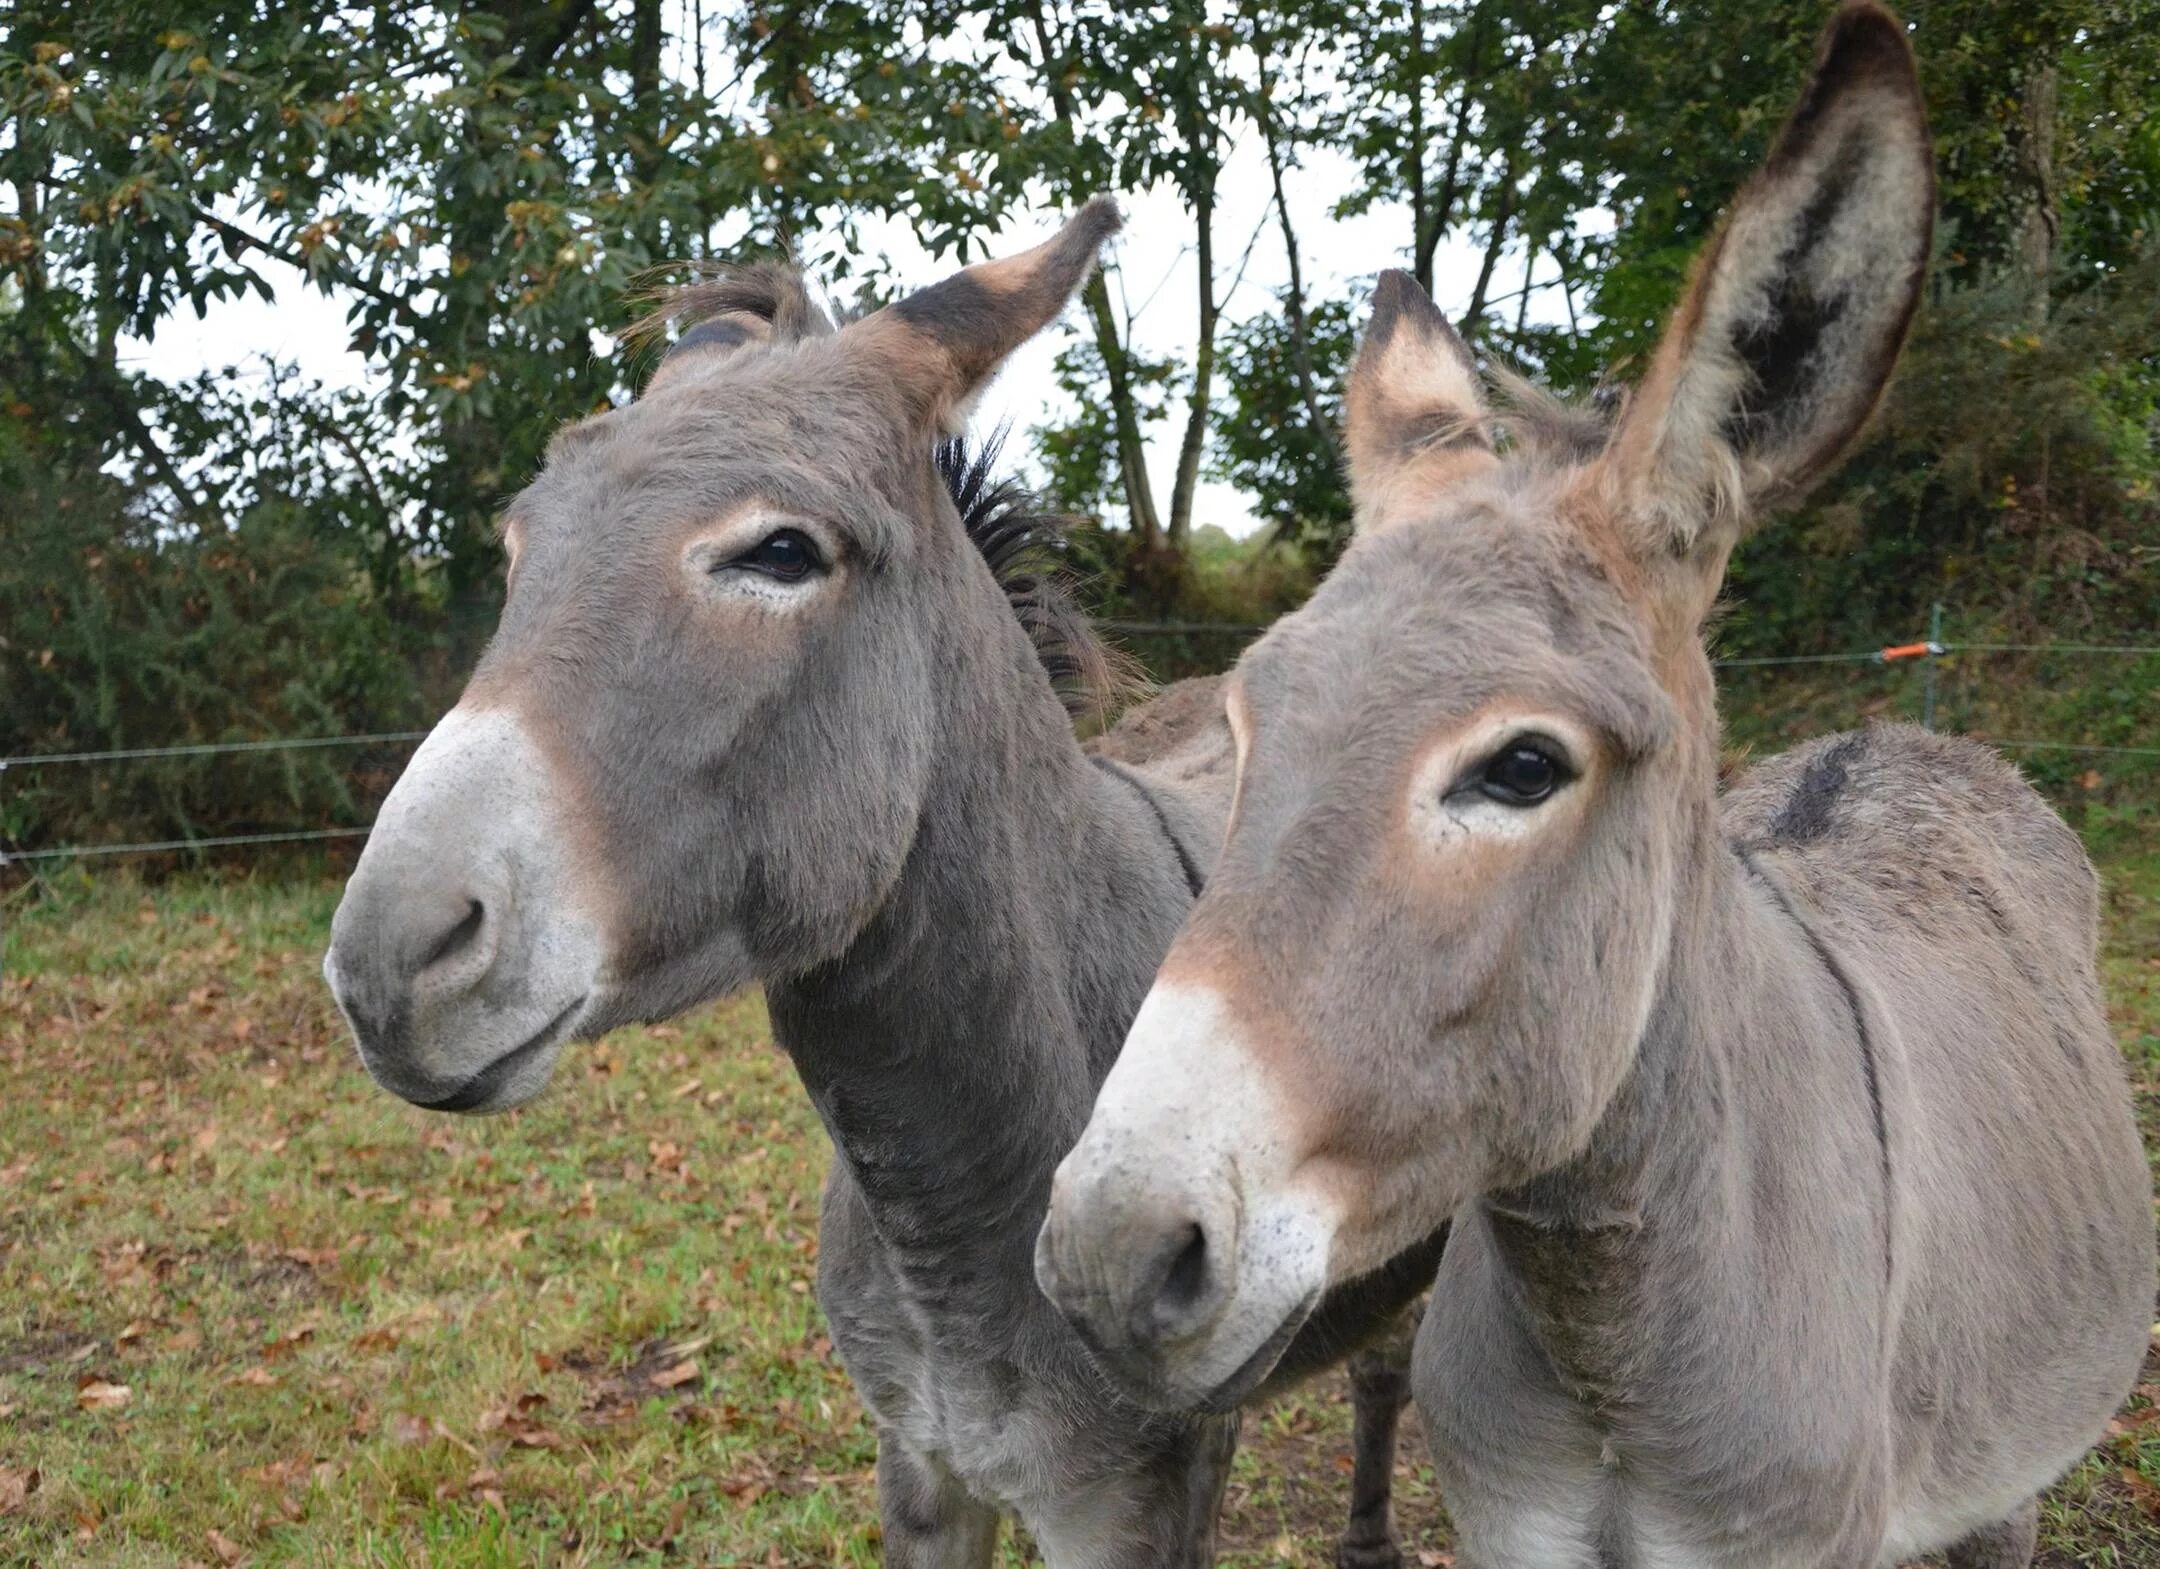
[328,205,1434,1567]
[1039,10,2153,1567]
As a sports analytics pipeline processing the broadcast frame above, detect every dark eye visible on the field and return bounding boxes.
[726,528,824,581]
[1476,740,1572,807]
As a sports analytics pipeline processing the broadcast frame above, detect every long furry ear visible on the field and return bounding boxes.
[845,197,1121,434]
[1344,270,1497,534]
[632,262,835,393]
[1602,1,1933,562]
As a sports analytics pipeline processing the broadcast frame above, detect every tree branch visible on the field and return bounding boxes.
[189,204,417,324]
[508,0,603,80]
[1248,12,1334,454]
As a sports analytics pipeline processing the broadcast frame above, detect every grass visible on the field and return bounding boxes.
[0,841,2154,1568]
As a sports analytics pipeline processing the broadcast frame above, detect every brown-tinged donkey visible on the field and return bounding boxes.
[323,203,1441,1566]
[1036,7,2155,1567]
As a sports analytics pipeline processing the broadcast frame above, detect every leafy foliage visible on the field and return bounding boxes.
[1,0,2154,849]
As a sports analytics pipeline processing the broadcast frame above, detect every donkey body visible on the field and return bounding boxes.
[1412,723,2148,1568]
[1037,10,2154,1567]
[324,208,1435,1567]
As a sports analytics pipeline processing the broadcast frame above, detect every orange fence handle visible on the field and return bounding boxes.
[1880,641,1936,661]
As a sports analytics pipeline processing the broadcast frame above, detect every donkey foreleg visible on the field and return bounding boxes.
[876,1434,1000,1569]
[1943,1498,2039,1569]
[1338,1322,1417,1569]
[1026,1413,1240,1568]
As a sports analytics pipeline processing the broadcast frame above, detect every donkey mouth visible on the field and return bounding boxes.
[1068,1284,1321,1416]
[1185,1286,1322,1414]
[411,995,587,1114]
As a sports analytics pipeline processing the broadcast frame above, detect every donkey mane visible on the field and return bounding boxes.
[936,434,1126,724]
[1487,363,1621,466]
[632,264,1123,723]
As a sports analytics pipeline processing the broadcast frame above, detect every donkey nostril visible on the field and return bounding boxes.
[1144,1222,1221,1342]
[419,899,487,974]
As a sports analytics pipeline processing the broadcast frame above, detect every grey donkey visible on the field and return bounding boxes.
[1037,7,2155,1567]
[322,202,1442,1566]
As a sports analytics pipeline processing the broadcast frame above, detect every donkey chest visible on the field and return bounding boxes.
[1418,1221,1882,1569]
[814,1194,1079,1511]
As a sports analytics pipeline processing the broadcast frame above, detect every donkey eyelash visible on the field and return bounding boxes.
[1448,734,1578,809]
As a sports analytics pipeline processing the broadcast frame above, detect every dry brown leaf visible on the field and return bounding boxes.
[649,1359,701,1389]
[205,1526,244,1566]
[2123,1466,2160,1521]
[75,1377,131,1412]
[233,1366,278,1388]
[0,1466,39,1515]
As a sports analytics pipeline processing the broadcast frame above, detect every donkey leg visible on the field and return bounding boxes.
[1943,1498,2039,1569]
[876,1433,1000,1569]
[1338,1339,1414,1569]
[1031,1414,1240,1569]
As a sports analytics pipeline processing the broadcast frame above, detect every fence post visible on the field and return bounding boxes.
[1922,601,1944,731]
[0,756,9,983]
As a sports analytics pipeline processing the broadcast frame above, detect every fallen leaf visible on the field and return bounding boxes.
[233,1366,278,1388]
[75,1377,132,1412]
[649,1359,701,1389]
[0,1466,39,1515]
[2124,1466,2160,1521]
[205,1526,244,1566]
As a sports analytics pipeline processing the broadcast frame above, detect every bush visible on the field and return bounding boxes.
[0,419,445,853]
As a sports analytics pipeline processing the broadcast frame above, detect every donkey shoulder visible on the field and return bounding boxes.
[1087,675,1227,768]
[1723,723,2098,942]
[1086,676,1236,877]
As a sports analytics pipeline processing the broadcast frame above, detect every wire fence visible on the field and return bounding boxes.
[3,609,2154,870]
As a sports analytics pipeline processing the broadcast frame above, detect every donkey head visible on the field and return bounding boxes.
[325,201,1119,1113]
[1037,2,1931,1411]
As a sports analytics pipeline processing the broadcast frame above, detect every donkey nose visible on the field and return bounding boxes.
[1035,1167,1239,1369]
[414,897,496,995]
[1130,1217,1230,1345]
[326,877,504,1052]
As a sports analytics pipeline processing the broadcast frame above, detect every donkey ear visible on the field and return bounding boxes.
[1602,1,1932,559]
[850,197,1122,433]
[1344,271,1497,534]
[639,262,835,393]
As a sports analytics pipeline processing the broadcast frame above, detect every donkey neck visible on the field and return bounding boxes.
[767,607,1193,1313]
[1481,793,1891,1404]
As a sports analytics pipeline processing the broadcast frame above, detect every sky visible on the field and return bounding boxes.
[121,129,1565,538]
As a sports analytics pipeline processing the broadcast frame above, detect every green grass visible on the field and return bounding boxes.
[1,846,2154,1567]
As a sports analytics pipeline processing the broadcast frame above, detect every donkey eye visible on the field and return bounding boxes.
[1475,741,1573,807]
[725,528,825,582]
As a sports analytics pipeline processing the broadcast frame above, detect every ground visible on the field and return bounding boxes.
[1,847,2155,1568]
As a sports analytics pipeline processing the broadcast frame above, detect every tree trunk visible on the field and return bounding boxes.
[1407,0,1427,272]
[1167,175,1216,550]
[1031,5,1163,545]
[1084,274,1165,547]
[629,0,665,188]
[1461,160,1517,334]
[1414,1,1488,292]
[2015,63,2059,325]
[1250,20,1334,452]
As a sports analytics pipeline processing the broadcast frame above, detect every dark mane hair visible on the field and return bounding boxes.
[935,434,1130,725]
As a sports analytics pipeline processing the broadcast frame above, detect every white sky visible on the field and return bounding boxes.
[123,131,1566,537]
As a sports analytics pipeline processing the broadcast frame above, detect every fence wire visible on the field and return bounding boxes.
[0,731,429,771]
[3,626,2152,868]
